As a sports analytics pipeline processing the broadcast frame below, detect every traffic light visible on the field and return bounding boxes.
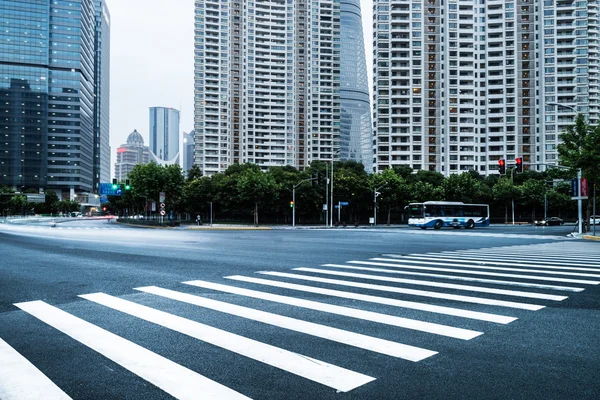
[515,157,523,174]
[111,178,118,190]
[498,159,506,175]
[125,179,131,190]
[290,201,294,208]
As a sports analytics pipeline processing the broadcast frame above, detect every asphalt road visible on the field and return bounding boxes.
[0,219,599,400]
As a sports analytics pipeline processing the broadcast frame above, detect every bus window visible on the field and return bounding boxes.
[409,205,424,218]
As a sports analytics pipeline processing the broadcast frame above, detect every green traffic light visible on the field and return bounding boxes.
[125,185,131,190]
[112,184,118,190]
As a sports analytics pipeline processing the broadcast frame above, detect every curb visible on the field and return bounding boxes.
[187,226,272,231]
[582,235,600,241]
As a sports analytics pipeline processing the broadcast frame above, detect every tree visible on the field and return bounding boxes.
[493,177,520,223]
[520,179,546,222]
[370,168,410,225]
[443,172,484,203]
[408,181,443,203]
[236,166,279,226]
[558,114,600,228]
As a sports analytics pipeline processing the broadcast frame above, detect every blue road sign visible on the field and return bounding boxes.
[99,183,122,196]
[339,201,349,206]
[571,179,578,197]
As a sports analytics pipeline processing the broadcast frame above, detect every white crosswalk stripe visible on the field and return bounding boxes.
[186,279,482,340]
[80,293,375,392]
[347,260,600,285]
[5,241,599,398]
[372,257,600,277]
[223,275,516,324]
[256,270,547,310]
[0,337,72,400]
[409,253,600,269]
[14,300,251,400]
[321,264,582,294]
[135,285,437,362]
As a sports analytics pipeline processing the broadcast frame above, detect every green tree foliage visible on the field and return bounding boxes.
[443,172,484,203]
[520,179,546,222]
[236,165,279,226]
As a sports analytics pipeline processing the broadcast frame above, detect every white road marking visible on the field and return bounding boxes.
[80,293,375,392]
[14,300,251,400]
[226,275,515,324]
[439,251,600,265]
[0,337,72,400]
[185,279,483,340]
[257,270,539,311]
[415,253,600,268]
[348,260,600,285]
[372,257,600,278]
[321,264,581,294]
[135,286,437,362]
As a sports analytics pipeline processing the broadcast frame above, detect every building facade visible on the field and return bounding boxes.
[149,106,180,163]
[194,0,372,175]
[183,130,195,175]
[340,0,373,172]
[114,130,150,181]
[0,0,108,198]
[93,0,111,191]
[372,0,599,175]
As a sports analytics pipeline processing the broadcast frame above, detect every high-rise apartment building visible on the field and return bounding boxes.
[372,0,598,175]
[0,0,109,198]
[194,0,372,175]
[149,107,180,163]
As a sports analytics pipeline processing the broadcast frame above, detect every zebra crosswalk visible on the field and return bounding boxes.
[1,242,599,399]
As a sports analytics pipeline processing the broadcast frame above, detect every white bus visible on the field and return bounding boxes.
[407,201,490,230]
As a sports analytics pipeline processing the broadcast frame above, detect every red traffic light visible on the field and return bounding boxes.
[515,157,523,173]
[498,159,506,175]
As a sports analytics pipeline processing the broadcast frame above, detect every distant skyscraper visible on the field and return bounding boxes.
[94,0,111,191]
[183,130,195,175]
[114,130,151,181]
[372,0,598,175]
[340,0,373,172]
[149,107,180,163]
[194,0,372,175]
[0,0,109,198]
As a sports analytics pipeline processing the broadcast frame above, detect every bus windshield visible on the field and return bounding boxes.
[408,205,424,218]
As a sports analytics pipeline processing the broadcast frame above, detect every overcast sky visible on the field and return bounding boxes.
[106,0,374,169]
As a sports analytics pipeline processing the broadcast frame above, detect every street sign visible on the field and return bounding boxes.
[581,178,589,197]
[26,194,46,203]
[340,201,349,206]
[99,183,122,196]
[571,179,578,197]
[151,202,156,212]
[160,202,166,209]
[159,210,166,216]
[322,204,327,211]
[159,192,166,202]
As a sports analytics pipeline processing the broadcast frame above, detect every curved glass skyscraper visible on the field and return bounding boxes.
[340,0,373,172]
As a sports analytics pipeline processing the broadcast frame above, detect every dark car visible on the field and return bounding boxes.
[535,217,564,226]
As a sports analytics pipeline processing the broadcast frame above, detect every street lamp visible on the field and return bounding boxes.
[546,102,583,235]
[329,149,341,227]
[293,177,317,227]
[373,182,388,226]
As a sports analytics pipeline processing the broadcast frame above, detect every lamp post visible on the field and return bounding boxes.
[329,149,340,228]
[293,177,317,227]
[373,182,388,226]
[546,102,583,235]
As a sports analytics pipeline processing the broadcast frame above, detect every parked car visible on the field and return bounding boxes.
[534,217,564,226]
[590,216,600,225]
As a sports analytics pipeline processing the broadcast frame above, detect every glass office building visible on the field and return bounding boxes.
[0,0,107,197]
[340,0,373,172]
[149,107,180,163]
